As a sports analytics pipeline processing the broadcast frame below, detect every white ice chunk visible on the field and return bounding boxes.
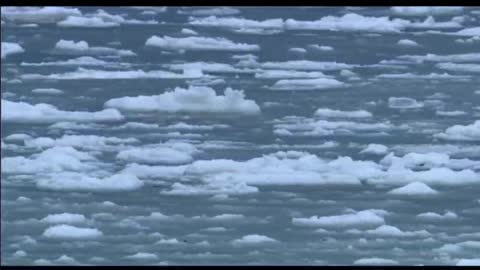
[145,35,259,51]
[43,224,103,239]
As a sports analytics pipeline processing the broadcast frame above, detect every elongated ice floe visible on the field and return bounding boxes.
[167,62,256,74]
[353,258,399,265]
[145,35,259,51]
[363,224,431,238]
[1,7,82,23]
[1,42,25,59]
[314,108,372,118]
[455,27,480,36]
[456,259,480,266]
[24,135,138,151]
[388,97,424,109]
[435,121,480,141]
[397,53,480,63]
[54,39,135,56]
[21,56,114,67]
[436,63,480,73]
[377,73,470,80]
[231,235,278,246]
[41,213,87,224]
[21,67,205,80]
[391,6,464,16]
[43,224,103,239]
[397,39,420,47]
[360,144,388,155]
[269,78,347,90]
[116,142,198,165]
[2,146,96,174]
[416,211,458,222]
[1,99,124,123]
[387,182,439,196]
[104,86,261,114]
[31,88,64,95]
[58,16,119,27]
[255,70,330,79]
[125,252,158,260]
[260,60,354,71]
[292,210,386,229]
[189,16,283,30]
[285,13,410,33]
[179,7,240,16]
[36,172,144,192]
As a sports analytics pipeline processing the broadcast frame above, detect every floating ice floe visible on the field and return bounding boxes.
[436,110,467,116]
[36,172,143,192]
[57,9,157,28]
[4,133,32,143]
[353,257,399,265]
[309,44,334,51]
[145,35,259,51]
[31,88,64,95]
[289,47,307,54]
[255,70,330,79]
[53,39,136,56]
[42,224,103,239]
[189,16,282,30]
[104,86,261,114]
[292,209,386,229]
[456,259,480,266]
[58,16,119,27]
[388,97,424,109]
[285,13,410,33]
[125,252,158,260]
[387,182,439,196]
[269,78,347,90]
[436,63,480,73]
[179,7,240,16]
[24,135,138,151]
[1,99,124,123]
[1,42,24,59]
[1,7,82,24]
[2,146,97,174]
[455,27,480,36]
[41,213,87,224]
[407,16,463,30]
[314,108,372,118]
[260,60,354,71]
[416,211,458,222]
[391,6,464,16]
[21,67,205,80]
[435,241,480,255]
[116,142,198,165]
[360,144,388,155]
[377,73,470,80]
[397,53,480,63]
[397,39,420,47]
[435,121,480,141]
[21,56,116,67]
[167,62,257,74]
[180,28,198,35]
[361,224,431,238]
[231,235,278,246]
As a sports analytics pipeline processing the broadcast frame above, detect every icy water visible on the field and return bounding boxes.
[1,6,480,266]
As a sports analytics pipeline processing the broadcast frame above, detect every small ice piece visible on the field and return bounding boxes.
[32,88,64,95]
[145,35,259,51]
[388,97,424,109]
[43,224,103,239]
[354,257,399,265]
[41,213,87,224]
[387,182,438,196]
[231,234,278,246]
[289,47,307,54]
[360,144,388,155]
[397,39,420,47]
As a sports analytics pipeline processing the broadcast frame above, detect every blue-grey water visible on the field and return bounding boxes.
[1,6,480,266]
